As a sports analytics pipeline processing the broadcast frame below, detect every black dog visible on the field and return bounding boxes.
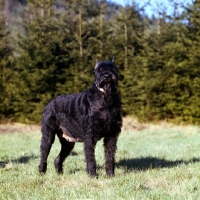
[38,58,122,177]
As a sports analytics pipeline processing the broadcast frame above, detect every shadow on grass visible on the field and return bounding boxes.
[0,151,78,168]
[0,154,38,168]
[116,156,200,172]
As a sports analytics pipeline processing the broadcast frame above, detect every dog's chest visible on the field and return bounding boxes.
[91,108,115,135]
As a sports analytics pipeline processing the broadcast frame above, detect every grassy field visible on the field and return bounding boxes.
[1,119,200,199]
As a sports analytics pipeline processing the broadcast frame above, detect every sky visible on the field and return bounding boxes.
[110,0,193,17]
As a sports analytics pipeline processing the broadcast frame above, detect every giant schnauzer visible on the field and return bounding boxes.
[38,58,122,177]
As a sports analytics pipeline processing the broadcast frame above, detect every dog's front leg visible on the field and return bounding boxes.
[104,136,118,177]
[84,136,97,177]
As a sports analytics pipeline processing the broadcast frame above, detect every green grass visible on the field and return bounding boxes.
[1,124,200,199]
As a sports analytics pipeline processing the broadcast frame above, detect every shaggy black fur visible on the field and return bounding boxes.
[38,58,122,177]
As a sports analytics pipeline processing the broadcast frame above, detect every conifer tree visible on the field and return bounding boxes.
[142,0,200,123]
[111,2,146,116]
[181,0,200,122]
[14,0,71,122]
[0,0,14,121]
[58,0,99,95]
[132,1,188,121]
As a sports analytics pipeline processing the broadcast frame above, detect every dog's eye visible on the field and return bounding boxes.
[99,67,103,71]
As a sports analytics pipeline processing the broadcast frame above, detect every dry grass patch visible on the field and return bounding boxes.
[0,122,40,134]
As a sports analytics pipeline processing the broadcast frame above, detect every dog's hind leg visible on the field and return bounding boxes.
[54,132,75,174]
[38,128,55,174]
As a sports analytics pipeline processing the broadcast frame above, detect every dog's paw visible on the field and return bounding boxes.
[38,163,47,175]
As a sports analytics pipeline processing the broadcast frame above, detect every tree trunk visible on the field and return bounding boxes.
[79,8,83,69]
[99,3,103,58]
[3,0,9,25]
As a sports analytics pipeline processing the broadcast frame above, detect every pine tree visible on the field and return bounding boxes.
[14,0,71,122]
[181,0,200,123]
[131,1,189,122]
[0,0,14,121]
[111,2,146,116]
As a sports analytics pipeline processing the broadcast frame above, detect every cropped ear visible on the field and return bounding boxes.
[95,58,99,69]
[112,56,115,62]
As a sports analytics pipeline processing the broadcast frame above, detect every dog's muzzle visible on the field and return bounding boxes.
[97,73,118,93]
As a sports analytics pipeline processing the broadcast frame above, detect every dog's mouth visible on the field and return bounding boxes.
[98,75,117,93]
